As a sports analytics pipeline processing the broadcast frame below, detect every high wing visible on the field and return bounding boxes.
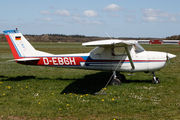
[82,39,136,69]
[82,39,137,47]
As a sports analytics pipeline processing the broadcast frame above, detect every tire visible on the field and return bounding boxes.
[152,77,160,84]
[119,74,126,81]
[111,78,121,85]
[116,73,126,81]
[156,77,160,84]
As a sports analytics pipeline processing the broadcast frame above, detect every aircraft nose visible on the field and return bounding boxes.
[168,53,176,59]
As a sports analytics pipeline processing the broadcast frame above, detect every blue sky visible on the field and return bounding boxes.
[1,0,180,38]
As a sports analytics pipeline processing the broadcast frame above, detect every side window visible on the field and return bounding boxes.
[90,47,105,55]
[112,47,126,56]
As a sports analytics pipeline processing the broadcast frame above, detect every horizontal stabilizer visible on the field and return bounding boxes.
[9,58,40,62]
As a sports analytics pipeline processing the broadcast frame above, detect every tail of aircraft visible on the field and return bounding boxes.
[3,28,52,61]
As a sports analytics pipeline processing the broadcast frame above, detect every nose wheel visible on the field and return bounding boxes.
[152,72,160,84]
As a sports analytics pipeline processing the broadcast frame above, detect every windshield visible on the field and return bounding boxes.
[133,43,145,53]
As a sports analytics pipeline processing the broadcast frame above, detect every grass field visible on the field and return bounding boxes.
[0,42,180,119]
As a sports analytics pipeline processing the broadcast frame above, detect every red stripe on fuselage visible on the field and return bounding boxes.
[16,56,166,66]
[85,60,166,63]
[5,35,21,59]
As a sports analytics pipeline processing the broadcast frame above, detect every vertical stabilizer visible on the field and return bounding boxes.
[3,29,38,59]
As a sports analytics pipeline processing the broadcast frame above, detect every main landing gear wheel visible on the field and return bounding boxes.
[110,78,121,85]
[151,72,160,84]
[110,71,126,85]
[118,74,126,81]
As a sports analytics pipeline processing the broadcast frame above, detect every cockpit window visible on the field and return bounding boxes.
[133,43,145,53]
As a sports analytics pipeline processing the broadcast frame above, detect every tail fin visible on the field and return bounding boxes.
[3,28,52,59]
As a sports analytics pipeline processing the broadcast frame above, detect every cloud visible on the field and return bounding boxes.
[167,17,178,22]
[125,18,135,22]
[141,9,178,22]
[103,4,123,12]
[125,15,136,22]
[142,9,176,17]
[108,14,120,17]
[40,11,51,15]
[125,9,136,13]
[142,16,163,22]
[130,9,136,13]
[49,6,55,9]
[54,10,70,16]
[83,10,98,17]
[52,23,62,27]
[72,16,103,25]
[36,17,53,21]
[72,16,81,22]
[125,15,136,18]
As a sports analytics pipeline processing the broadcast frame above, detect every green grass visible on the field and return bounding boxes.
[0,42,180,119]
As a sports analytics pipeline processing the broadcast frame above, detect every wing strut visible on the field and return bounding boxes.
[125,46,135,69]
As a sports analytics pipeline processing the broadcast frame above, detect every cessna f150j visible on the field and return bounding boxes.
[3,29,176,85]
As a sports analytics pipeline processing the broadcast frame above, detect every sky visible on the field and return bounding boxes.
[1,0,180,38]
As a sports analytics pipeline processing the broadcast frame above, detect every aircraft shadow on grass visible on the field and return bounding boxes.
[0,75,6,78]
[60,72,151,95]
[1,76,36,81]
[0,72,151,95]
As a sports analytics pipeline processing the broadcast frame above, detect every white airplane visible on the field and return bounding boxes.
[3,28,176,85]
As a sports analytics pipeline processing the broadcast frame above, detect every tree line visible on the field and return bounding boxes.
[0,33,179,42]
[166,35,180,40]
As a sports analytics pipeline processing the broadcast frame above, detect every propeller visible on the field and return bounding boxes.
[166,51,176,64]
[166,51,170,64]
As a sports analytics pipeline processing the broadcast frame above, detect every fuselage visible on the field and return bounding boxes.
[17,50,168,73]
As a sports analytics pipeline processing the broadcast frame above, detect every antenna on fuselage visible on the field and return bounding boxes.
[105,32,112,40]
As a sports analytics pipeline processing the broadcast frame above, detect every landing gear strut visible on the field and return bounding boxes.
[152,72,160,84]
[110,71,121,85]
[110,71,126,85]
